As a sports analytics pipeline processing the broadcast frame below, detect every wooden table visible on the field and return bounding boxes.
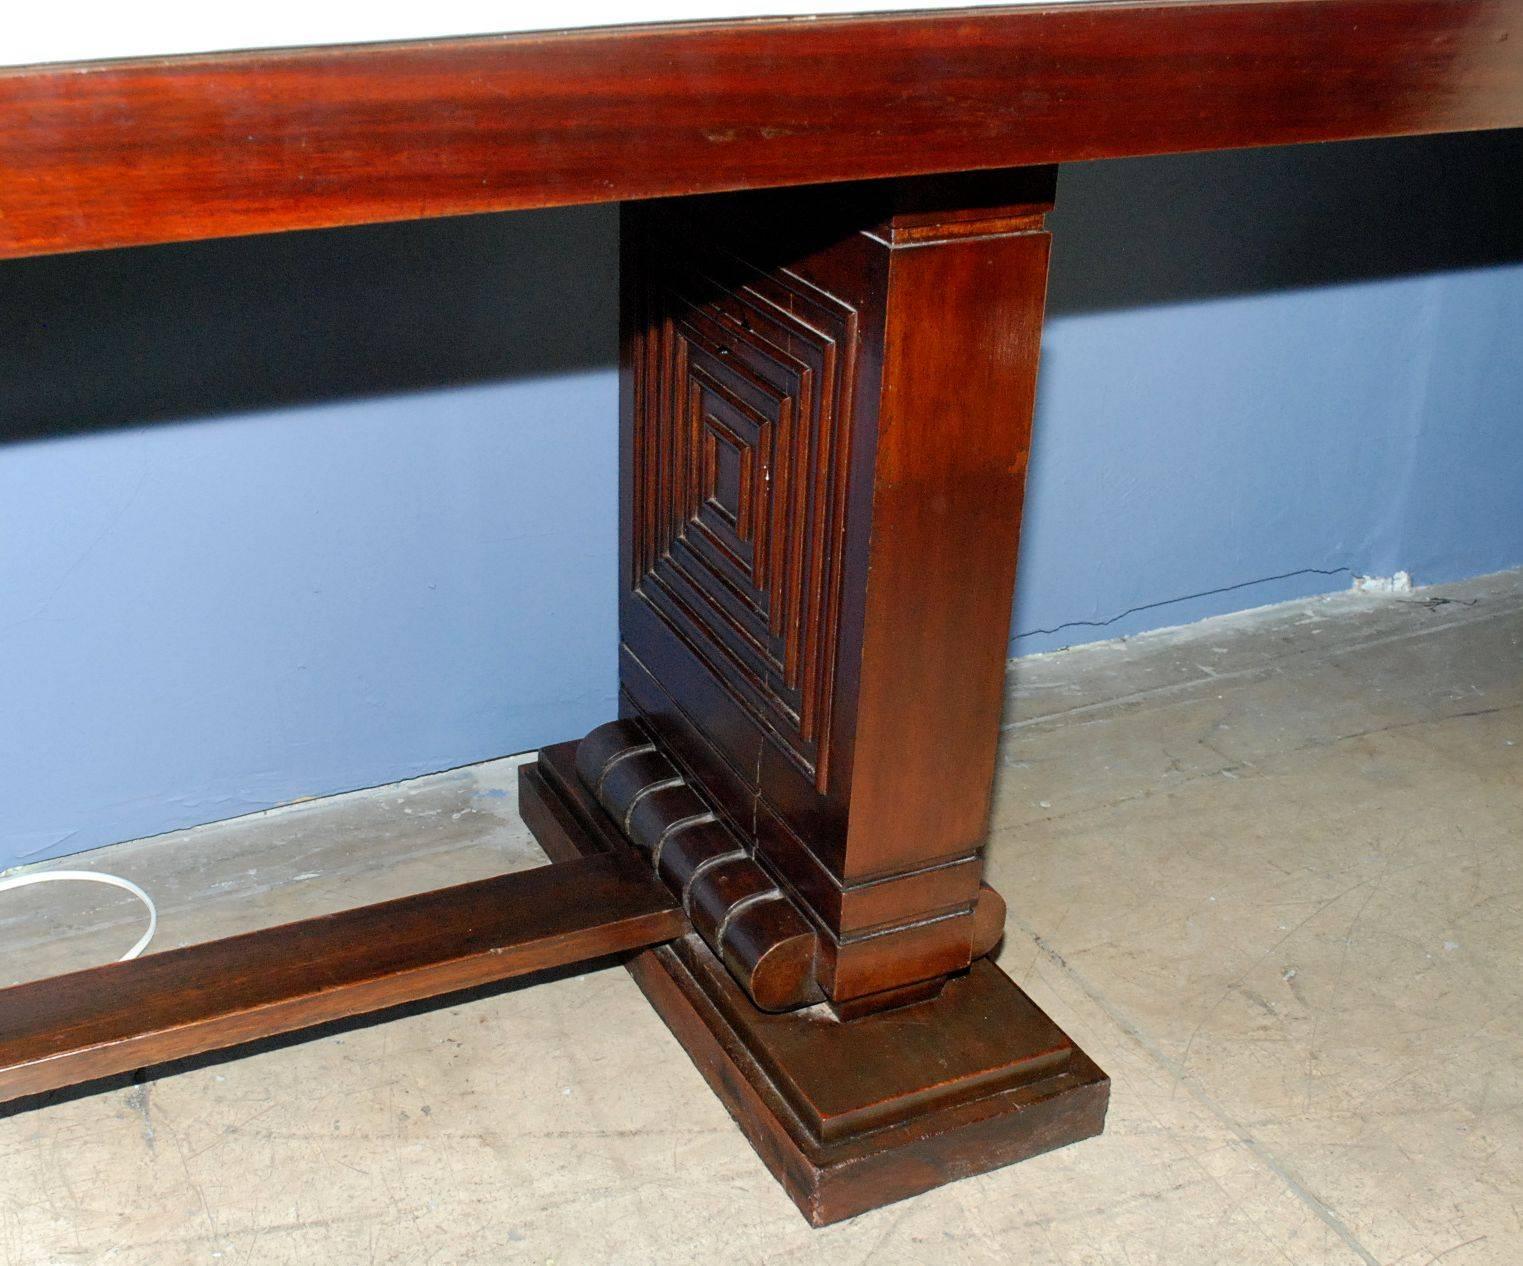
[3,0,1521,1226]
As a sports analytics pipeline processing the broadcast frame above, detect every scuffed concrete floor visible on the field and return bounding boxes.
[1,568,1519,1265]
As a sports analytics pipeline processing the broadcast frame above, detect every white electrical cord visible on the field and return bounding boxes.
[0,870,158,962]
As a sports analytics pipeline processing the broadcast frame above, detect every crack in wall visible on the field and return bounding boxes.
[1014,565,1354,642]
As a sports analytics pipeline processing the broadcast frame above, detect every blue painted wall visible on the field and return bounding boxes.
[3,132,1520,868]
[2,210,619,865]
[1013,129,1523,652]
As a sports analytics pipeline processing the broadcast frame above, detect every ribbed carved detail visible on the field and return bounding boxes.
[575,720,820,1012]
[627,243,858,789]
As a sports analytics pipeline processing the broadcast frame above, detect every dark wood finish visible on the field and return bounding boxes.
[971,883,1009,960]
[516,169,1110,1219]
[4,0,1523,258]
[618,169,1054,1010]
[571,720,822,1011]
[0,853,685,1105]
[14,0,1501,1220]
[522,739,1108,1226]
[633,945,1108,1226]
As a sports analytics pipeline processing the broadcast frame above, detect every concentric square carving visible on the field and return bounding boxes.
[629,246,859,787]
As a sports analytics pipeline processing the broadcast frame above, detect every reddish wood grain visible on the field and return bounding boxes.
[615,171,1056,1008]
[630,936,1108,1225]
[0,854,685,1105]
[2,0,1522,258]
[521,742,1108,1225]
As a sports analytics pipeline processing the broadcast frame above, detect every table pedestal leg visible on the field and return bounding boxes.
[522,168,1108,1224]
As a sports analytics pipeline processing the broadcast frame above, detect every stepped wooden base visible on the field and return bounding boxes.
[521,740,1109,1225]
[632,940,1109,1225]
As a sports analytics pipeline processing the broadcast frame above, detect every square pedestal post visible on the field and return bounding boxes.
[521,167,1107,1224]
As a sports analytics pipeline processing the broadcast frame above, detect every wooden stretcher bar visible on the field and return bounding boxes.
[0,852,685,1105]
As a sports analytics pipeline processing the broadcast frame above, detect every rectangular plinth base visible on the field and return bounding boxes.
[631,938,1108,1225]
[522,741,1110,1225]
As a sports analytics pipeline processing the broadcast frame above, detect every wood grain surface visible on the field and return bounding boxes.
[2,0,1521,257]
[0,854,685,1105]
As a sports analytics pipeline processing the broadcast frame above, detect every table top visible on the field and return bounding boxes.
[2,1,1521,261]
[9,2,1047,68]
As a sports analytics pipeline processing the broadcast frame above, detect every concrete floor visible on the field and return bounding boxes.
[1,569,1519,1265]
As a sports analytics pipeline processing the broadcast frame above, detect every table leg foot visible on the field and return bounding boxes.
[521,740,1109,1226]
[633,939,1108,1225]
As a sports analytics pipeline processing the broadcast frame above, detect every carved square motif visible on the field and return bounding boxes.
[703,419,748,535]
[630,249,859,787]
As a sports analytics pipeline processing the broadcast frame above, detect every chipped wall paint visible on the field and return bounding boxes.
[1352,573,1414,595]
[3,134,1521,868]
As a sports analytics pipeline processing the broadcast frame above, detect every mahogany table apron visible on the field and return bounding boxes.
[4,0,1523,1233]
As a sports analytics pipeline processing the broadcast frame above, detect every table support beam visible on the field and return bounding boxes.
[522,168,1108,1221]
[612,169,1059,1012]
[0,854,685,1107]
[3,0,1521,258]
